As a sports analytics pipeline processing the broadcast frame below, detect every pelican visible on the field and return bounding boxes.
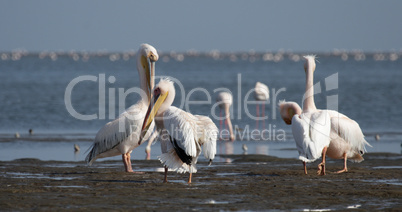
[254,82,269,129]
[280,55,371,175]
[303,55,371,174]
[216,92,235,141]
[85,43,159,172]
[280,100,371,174]
[140,79,218,183]
[287,55,332,175]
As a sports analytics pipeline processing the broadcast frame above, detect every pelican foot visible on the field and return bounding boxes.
[317,162,326,175]
[125,168,134,173]
[336,168,348,174]
[126,169,145,174]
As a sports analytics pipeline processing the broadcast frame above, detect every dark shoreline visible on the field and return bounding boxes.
[0,153,401,211]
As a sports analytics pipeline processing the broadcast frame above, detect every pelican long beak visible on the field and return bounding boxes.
[144,60,156,104]
[148,60,155,96]
[138,91,169,145]
[142,55,157,104]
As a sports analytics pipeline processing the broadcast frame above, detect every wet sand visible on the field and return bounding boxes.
[0,153,401,211]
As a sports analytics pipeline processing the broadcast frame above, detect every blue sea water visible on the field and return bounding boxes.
[0,51,401,160]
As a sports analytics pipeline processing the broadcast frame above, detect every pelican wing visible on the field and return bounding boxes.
[85,102,147,164]
[162,106,198,158]
[309,111,331,151]
[291,111,331,163]
[329,110,371,154]
[255,82,269,101]
[291,115,315,162]
[194,115,218,160]
[291,115,305,156]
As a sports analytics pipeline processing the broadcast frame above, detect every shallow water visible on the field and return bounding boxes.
[0,132,400,162]
[1,52,402,162]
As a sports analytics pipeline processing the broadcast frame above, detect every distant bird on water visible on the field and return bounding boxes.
[216,92,235,141]
[139,79,218,183]
[74,144,80,152]
[242,144,248,155]
[254,82,269,129]
[85,44,159,172]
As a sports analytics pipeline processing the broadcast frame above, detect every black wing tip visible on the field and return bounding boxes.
[170,136,192,165]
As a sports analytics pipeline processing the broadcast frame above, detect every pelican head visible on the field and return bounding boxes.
[254,82,269,101]
[137,44,159,101]
[216,92,233,109]
[303,55,316,73]
[139,79,175,144]
[278,100,302,125]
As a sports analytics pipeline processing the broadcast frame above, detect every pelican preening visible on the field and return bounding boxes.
[254,82,269,129]
[140,79,218,183]
[279,100,331,175]
[216,92,235,141]
[85,44,159,172]
[280,55,371,175]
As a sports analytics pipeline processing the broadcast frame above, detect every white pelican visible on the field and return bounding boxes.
[139,79,218,183]
[254,82,269,129]
[280,55,371,175]
[279,100,324,174]
[216,92,235,141]
[280,100,371,174]
[85,43,159,172]
[290,55,332,175]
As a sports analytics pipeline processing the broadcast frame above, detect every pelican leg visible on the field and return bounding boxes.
[256,104,259,129]
[163,166,168,183]
[188,173,192,184]
[145,146,151,160]
[123,153,144,173]
[303,161,308,175]
[262,102,265,129]
[317,146,328,176]
[122,153,134,173]
[336,153,348,173]
[219,109,223,137]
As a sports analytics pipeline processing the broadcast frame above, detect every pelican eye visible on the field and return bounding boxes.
[154,88,161,95]
[149,53,157,62]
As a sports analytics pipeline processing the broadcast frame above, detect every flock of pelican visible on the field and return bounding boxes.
[85,44,371,182]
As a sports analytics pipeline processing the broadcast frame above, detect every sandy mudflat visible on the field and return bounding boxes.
[0,153,401,211]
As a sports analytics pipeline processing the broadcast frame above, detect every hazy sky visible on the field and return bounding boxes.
[1,0,402,52]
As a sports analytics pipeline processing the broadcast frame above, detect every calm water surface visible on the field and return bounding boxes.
[0,52,401,160]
